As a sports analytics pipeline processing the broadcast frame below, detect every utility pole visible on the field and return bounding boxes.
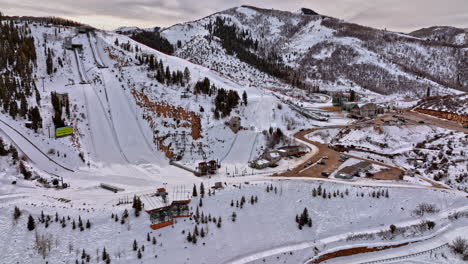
[40,76,45,92]
[46,124,51,138]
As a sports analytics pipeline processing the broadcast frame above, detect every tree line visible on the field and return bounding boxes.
[210,17,303,88]
[130,31,174,55]
[0,20,43,131]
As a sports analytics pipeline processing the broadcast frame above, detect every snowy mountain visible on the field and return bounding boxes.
[0,16,311,185]
[114,26,160,35]
[161,5,467,96]
[1,9,468,264]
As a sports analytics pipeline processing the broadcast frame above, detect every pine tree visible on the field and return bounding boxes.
[147,233,150,242]
[242,90,248,105]
[46,48,54,75]
[217,217,222,228]
[152,237,156,245]
[30,106,42,132]
[27,214,35,231]
[199,198,203,207]
[86,219,91,229]
[13,206,21,220]
[137,249,142,259]
[19,96,28,117]
[230,200,234,207]
[200,227,205,238]
[0,137,7,156]
[184,67,191,83]
[200,183,205,198]
[187,231,192,242]
[102,247,107,261]
[133,240,138,251]
[192,184,198,197]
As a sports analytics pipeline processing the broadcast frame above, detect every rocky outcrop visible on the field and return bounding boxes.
[414,108,468,125]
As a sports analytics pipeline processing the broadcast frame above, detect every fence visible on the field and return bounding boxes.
[358,243,449,264]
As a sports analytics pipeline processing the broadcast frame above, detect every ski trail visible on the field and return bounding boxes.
[220,132,239,162]
[100,69,160,163]
[248,133,259,161]
[73,48,89,83]
[82,84,130,164]
[87,33,106,67]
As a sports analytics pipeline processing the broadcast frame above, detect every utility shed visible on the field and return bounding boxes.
[263,151,281,163]
[250,159,272,169]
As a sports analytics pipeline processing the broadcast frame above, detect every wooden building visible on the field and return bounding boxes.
[360,103,378,118]
[336,161,372,179]
[197,162,208,176]
[141,188,191,230]
[207,160,218,174]
[277,145,304,157]
[263,150,281,163]
[227,116,242,133]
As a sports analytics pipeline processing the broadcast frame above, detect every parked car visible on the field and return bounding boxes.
[418,120,425,124]
[321,172,330,177]
[322,156,329,160]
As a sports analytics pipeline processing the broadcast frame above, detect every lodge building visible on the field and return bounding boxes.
[140,188,191,230]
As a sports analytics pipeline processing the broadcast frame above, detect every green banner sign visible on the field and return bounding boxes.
[55,126,73,137]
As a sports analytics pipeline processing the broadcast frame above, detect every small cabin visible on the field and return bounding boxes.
[249,159,272,169]
[360,103,378,118]
[263,151,281,163]
[228,117,242,133]
[212,182,223,189]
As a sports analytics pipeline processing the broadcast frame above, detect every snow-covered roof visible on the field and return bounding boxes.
[257,159,270,165]
[140,188,191,211]
[270,152,281,158]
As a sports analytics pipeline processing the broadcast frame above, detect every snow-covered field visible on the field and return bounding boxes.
[1,179,467,264]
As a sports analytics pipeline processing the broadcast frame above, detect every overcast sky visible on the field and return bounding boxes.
[1,0,467,32]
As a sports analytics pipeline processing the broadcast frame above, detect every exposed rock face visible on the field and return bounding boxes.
[131,90,202,158]
[415,108,468,125]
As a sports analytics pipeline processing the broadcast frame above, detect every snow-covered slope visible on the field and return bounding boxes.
[0,20,312,185]
[161,5,467,96]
